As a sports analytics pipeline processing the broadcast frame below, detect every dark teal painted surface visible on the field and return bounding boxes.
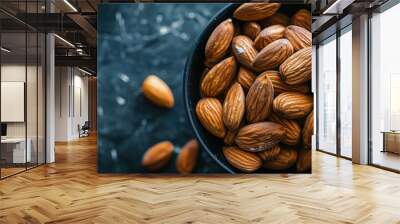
[98,3,228,173]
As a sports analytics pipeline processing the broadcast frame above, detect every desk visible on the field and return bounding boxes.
[1,138,31,163]
[382,131,400,154]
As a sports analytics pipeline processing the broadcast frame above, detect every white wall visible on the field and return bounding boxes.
[55,66,89,141]
[1,63,46,164]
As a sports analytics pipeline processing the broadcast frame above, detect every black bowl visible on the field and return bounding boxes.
[184,4,239,173]
[183,3,309,173]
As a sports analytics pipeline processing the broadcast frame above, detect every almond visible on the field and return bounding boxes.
[142,75,174,109]
[291,9,311,31]
[254,25,286,51]
[235,122,285,152]
[252,39,294,72]
[296,148,311,172]
[258,145,281,161]
[285,25,311,51]
[223,83,245,130]
[259,13,290,28]
[263,146,297,170]
[237,67,256,91]
[265,70,309,95]
[242,22,261,40]
[273,92,313,119]
[245,72,274,123]
[231,35,258,70]
[196,98,226,138]
[279,47,312,85]
[223,146,262,173]
[201,56,237,97]
[233,3,281,21]
[205,19,235,67]
[269,113,301,146]
[142,141,174,171]
[303,110,314,150]
[176,139,199,174]
[224,129,238,145]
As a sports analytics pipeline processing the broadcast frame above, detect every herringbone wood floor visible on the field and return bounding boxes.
[0,135,400,224]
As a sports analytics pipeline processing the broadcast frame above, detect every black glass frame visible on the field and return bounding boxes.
[315,24,353,161]
[0,0,47,179]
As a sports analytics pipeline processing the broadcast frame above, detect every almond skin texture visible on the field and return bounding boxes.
[224,129,237,145]
[223,83,245,130]
[242,22,261,40]
[303,110,314,150]
[196,98,226,138]
[254,25,286,51]
[233,3,281,21]
[273,92,313,119]
[176,139,199,174]
[265,70,309,95]
[235,122,285,152]
[231,35,258,70]
[285,25,311,51]
[258,145,281,161]
[253,39,294,72]
[205,18,235,67]
[246,72,274,123]
[263,146,297,170]
[237,67,256,91]
[292,9,312,31]
[201,56,237,97]
[296,148,311,172]
[223,146,262,173]
[280,47,312,85]
[259,13,290,28]
[142,141,174,171]
[270,113,301,146]
[142,75,174,109]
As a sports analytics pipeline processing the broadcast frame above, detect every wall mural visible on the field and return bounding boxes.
[98,3,313,174]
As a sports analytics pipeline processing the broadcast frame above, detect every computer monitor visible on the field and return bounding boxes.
[1,123,7,137]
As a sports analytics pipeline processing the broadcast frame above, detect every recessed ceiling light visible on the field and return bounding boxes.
[78,67,93,76]
[54,34,75,48]
[1,47,11,53]
[323,0,355,15]
[63,0,78,12]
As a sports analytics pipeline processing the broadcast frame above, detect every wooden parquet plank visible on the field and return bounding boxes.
[0,135,400,223]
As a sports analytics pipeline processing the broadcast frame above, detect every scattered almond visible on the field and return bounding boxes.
[142,75,174,109]
[176,139,199,174]
[142,141,174,171]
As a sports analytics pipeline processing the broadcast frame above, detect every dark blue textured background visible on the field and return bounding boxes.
[97,3,228,173]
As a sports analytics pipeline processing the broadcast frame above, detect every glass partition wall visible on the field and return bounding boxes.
[316,25,353,159]
[0,3,46,179]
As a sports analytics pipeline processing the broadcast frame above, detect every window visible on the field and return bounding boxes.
[370,3,400,171]
[339,26,352,158]
[317,35,337,154]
